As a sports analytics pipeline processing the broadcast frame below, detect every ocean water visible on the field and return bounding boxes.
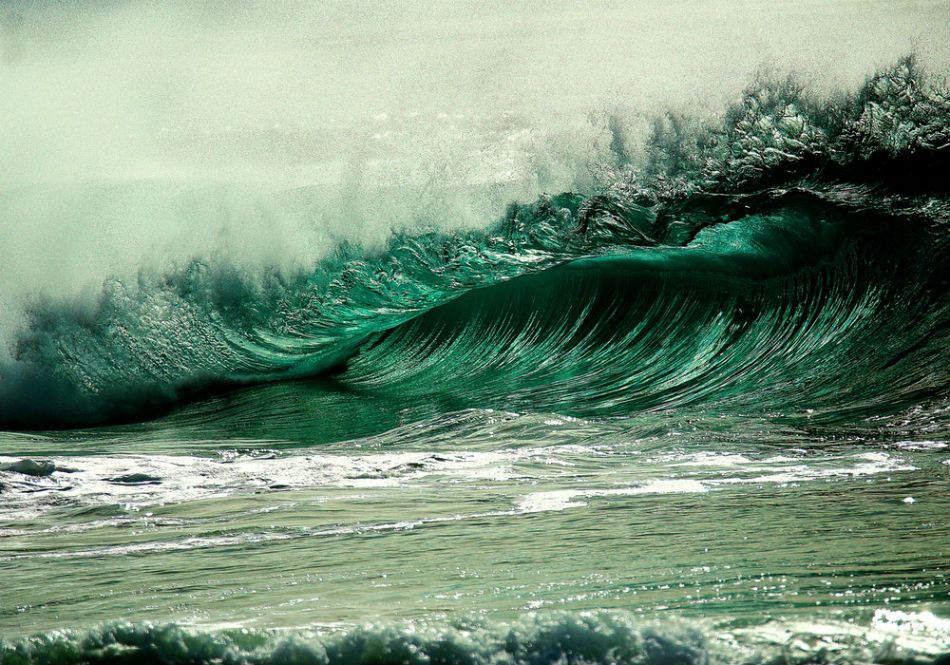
[3,3,950,664]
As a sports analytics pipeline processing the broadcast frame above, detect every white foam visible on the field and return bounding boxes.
[517,479,707,514]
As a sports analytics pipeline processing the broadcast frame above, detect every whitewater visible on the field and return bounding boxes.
[2,2,950,664]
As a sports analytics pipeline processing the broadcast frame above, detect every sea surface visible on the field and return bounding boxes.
[2,20,950,665]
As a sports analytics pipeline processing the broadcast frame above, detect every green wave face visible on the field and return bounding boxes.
[6,193,950,438]
[123,198,947,446]
[340,208,942,421]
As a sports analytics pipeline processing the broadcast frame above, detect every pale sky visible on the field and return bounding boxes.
[0,0,948,337]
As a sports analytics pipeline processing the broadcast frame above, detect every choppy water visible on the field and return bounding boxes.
[3,53,950,664]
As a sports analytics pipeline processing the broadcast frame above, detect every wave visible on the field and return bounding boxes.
[2,57,950,431]
[3,610,950,665]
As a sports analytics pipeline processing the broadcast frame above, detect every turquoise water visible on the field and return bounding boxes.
[2,59,950,663]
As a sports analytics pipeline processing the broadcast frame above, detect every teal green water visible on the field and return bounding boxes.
[3,411,950,662]
[2,60,950,664]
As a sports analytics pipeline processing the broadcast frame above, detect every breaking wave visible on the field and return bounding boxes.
[2,57,950,431]
[3,610,950,665]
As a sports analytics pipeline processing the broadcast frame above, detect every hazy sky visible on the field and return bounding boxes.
[0,0,948,335]
[2,0,949,183]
